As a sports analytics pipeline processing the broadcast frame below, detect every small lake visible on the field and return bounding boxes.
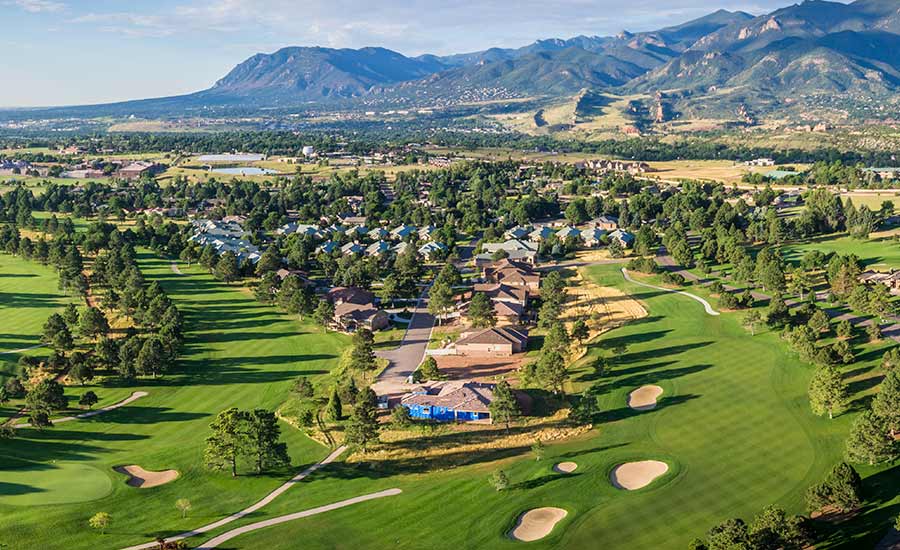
[199,154,265,162]
[211,167,280,176]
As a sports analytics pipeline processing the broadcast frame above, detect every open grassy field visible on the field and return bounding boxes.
[782,233,900,270]
[0,253,74,379]
[169,264,897,550]
[0,252,347,549]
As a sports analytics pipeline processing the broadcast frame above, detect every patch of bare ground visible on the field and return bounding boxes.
[347,409,591,469]
[564,267,647,361]
[435,354,528,382]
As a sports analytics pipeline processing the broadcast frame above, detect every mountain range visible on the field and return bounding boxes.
[9,0,900,126]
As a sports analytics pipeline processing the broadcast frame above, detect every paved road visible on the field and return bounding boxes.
[121,446,349,550]
[373,288,435,398]
[622,268,720,316]
[14,391,149,429]
[194,489,403,549]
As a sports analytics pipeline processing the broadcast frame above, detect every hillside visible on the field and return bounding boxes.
[4,1,900,127]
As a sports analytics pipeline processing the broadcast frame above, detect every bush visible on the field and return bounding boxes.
[661,272,685,286]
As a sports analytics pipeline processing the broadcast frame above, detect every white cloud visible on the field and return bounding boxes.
[11,0,65,13]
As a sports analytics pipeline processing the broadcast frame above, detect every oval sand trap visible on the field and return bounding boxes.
[114,465,179,488]
[628,385,663,411]
[610,461,669,490]
[553,462,578,474]
[509,507,568,542]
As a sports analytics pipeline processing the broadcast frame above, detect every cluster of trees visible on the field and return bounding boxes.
[844,368,899,465]
[428,263,462,323]
[0,224,87,295]
[537,271,566,329]
[690,505,810,550]
[90,241,183,379]
[204,408,291,476]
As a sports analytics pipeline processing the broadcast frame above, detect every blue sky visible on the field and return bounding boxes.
[3,0,820,107]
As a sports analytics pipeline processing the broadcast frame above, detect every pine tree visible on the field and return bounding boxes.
[344,388,380,452]
[872,370,900,437]
[325,387,342,421]
[246,409,291,474]
[204,408,250,477]
[489,380,520,432]
[808,366,848,419]
[845,410,896,465]
[467,292,496,328]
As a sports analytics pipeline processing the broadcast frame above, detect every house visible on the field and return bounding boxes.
[581,228,607,247]
[365,240,392,257]
[188,220,261,265]
[746,158,775,167]
[473,283,528,306]
[117,161,163,181]
[315,241,339,255]
[345,225,369,239]
[555,226,581,241]
[462,298,525,325]
[401,380,496,422]
[773,192,803,209]
[504,225,532,240]
[418,225,439,240]
[483,259,541,293]
[482,239,538,255]
[326,287,389,332]
[368,227,390,240]
[393,241,412,255]
[592,215,619,231]
[859,270,900,293]
[455,326,529,357]
[609,229,634,248]
[390,224,418,240]
[277,222,322,238]
[418,241,448,259]
[529,226,555,242]
[341,242,365,255]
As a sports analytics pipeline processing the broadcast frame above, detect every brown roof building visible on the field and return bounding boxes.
[455,326,528,357]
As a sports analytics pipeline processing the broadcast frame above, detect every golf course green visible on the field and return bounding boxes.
[1,257,896,550]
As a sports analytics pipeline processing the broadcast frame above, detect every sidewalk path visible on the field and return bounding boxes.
[622,268,720,316]
[14,391,149,429]
[0,343,45,355]
[194,489,403,549]
[120,446,348,550]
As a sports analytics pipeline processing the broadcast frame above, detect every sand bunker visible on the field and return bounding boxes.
[509,507,568,542]
[610,461,669,490]
[553,462,578,474]
[628,385,663,411]
[114,465,179,488]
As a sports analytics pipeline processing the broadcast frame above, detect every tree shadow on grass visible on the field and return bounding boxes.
[814,464,900,550]
[511,471,581,491]
[614,342,714,366]
[596,393,701,423]
[0,482,45,496]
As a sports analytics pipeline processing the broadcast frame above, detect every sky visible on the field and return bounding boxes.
[2,0,826,107]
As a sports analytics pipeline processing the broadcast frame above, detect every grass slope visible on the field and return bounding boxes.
[189,264,885,550]
[0,252,346,549]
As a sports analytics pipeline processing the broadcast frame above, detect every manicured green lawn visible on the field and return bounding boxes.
[181,264,896,550]
[0,253,74,380]
[782,233,900,269]
[0,252,348,549]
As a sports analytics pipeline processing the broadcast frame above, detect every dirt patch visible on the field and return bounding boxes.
[435,354,528,382]
[348,409,591,469]
[509,507,568,542]
[553,462,578,474]
[114,465,178,488]
[563,268,647,344]
[610,460,669,490]
[628,385,663,411]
